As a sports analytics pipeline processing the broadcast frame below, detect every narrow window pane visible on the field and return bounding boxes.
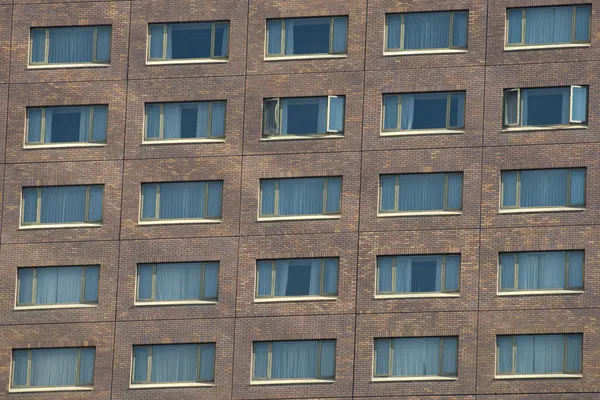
[322,259,338,295]
[319,341,336,378]
[253,343,269,379]
[325,177,342,214]
[149,25,164,59]
[213,23,229,57]
[145,104,161,139]
[78,348,95,385]
[92,106,108,142]
[272,341,318,379]
[210,102,226,138]
[571,86,588,123]
[504,90,519,126]
[566,335,582,372]
[374,340,390,375]
[206,181,223,219]
[441,337,458,375]
[18,268,34,305]
[386,15,401,50]
[88,186,103,222]
[137,265,153,300]
[202,263,219,299]
[31,348,78,387]
[382,95,399,130]
[449,93,465,128]
[380,175,396,211]
[515,336,535,373]
[520,169,568,207]
[497,336,514,373]
[27,109,43,143]
[507,10,523,44]
[501,171,517,207]
[284,18,331,55]
[499,254,516,290]
[452,12,468,48]
[522,87,569,126]
[404,12,450,50]
[48,27,94,64]
[575,6,591,42]
[262,99,278,135]
[12,351,29,386]
[133,347,149,382]
[402,93,448,130]
[156,263,201,301]
[398,174,445,211]
[328,96,345,132]
[95,27,111,62]
[446,174,463,210]
[332,18,348,53]
[141,184,157,219]
[23,188,39,223]
[31,29,46,63]
[150,344,198,382]
[167,23,211,60]
[568,251,584,288]
[266,20,283,55]
[444,255,460,291]
[83,266,99,302]
[257,261,273,296]
[159,182,205,219]
[570,169,585,206]
[200,344,216,381]
[278,178,325,216]
[260,180,276,215]
[377,257,393,293]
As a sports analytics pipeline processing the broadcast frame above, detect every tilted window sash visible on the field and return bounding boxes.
[30,26,111,65]
[22,185,104,225]
[17,266,99,306]
[148,22,229,60]
[266,17,348,56]
[377,255,460,294]
[26,106,107,145]
[145,101,226,140]
[386,11,468,51]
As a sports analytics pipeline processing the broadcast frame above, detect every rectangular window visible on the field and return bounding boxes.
[140,181,223,221]
[382,92,465,132]
[136,262,219,303]
[132,343,215,384]
[499,250,583,292]
[507,5,591,47]
[30,26,111,65]
[148,22,229,61]
[501,168,585,209]
[263,96,345,137]
[26,106,107,145]
[12,348,95,388]
[374,337,458,377]
[380,173,463,213]
[386,11,468,51]
[22,185,103,226]
[377,255,460,295]
[503,86,588,127]
[145,101,226,141]
[260,177,342,217]
[253,340,336,381]
[256,258,338,298]
[497,334,582,375]
[266,17,348,56]
[17,266,99,307]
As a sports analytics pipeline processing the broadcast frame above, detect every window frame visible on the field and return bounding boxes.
[381,92,466,133]
[498,250,584,292]
[252,340,336,381]
[255,257,339,299]
[21,185,104,226]
[259,177,342,218]
[384,11,469,52]
[376,254,461,295]
[373,337,458,378]
[11,347,96,389]
[29,26,112,66]
[143,101,227,141]
[505,5,592,48]
[25,105,108,146]
[500,168,586,210]
[265,16,349,57]
[131,343,215,384]
[496,334,583,375]
[146,21,230,62]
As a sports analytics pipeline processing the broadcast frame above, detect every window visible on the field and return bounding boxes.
[12,348,95,389]
[507,5,591,47]
[501,168,585,209]
[374,337,458,378]
[263,96,345,137]
[137,262,218,303]
[260,177,342,218]
[382,92,465,132]
[22,185,103,226]
[499,251,583,292]
[256,258,338,298]
[266,17,348,57]
[497,334,582,375]
[377,255,460,295]
[17,266,99,307]
[253,340,335,381]
[140,181,222,221]
[145,102,226,141]
[380,173,463,213]
[30,26,111,65]
[503,86,588,127]
[148,22,229,61]
[132,343,215,384]
[386,11,468,51]
[26,106,107,145]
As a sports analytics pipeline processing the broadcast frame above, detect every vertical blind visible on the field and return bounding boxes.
[378,255,460,294]
[145,102,226,140]
[260,177,342,217]
[267,17,348,56]
[148,22,229,60]
[263,96,345,136]
[380,173,463,212]
[27,106,107,144]
[141,181,223,220]
[257,258,338,297]
[133,343,215,383]
[386,11,468,51]
[383,92,465,131]
[137,262,219,302]
[31,26,111,64]
[18,266,99,306]
[22,185,104,225]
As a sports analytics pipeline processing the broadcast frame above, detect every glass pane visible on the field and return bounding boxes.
[202,263,219,299]
[46,107,86,143]
[522,87,570,126]
[84,266,99,302]
[18,268,34,305]
[383,95,399,130]
[566,335,582,372]
[281,97,327,135]
[504,90,519,126]
[575,6,591,41]
[441,337,458,375]
[404,12,451,50]
[284,18,331,55]
[403,93,448,130]
[257,261,273,297]
[377,257,393,293]
[145,104,161,139]
[570,169,585,205]
[213,23,229,57]
[210,102,226,138]
[159,182,205,219]
[31,29,46,63]
[568,251,584,288]
[447,174,463,210]
[206,181,222,218]
[325,177,342,214]
[529,335,564,373]
[272,341,318,379]
[137,265,153,300]
[263,99,278,135]
[167,23,212,59]
[78,348,95,385]
[88,186,103,222]
[520,169,568,207]
[92,106,108,142]
[275,259,321,296]
[402,255,441,293]
[319,341,336,378]
[23,188,38,223]
[497,336,513,373]
[525,7,572,45]
[27,109,43,143]
[392,337,440,376]
[278,178,325,216]
[48,27,94,63]
[328,97,345,132]
[12,351,29,386]
[150,344,198,382]
[40,186,87,224]
[374,340,390,375]
[156,263,202,301]
[380,175,396,211]
[444,255,460,291]
[386,15,401,50]
[507,9,523,44]
[398,174,445,211]
[499,254,516,290]
[452,12,468,48]
[36,267,82,304]
[518,252,565,290]
[95,27,111,62]
[141,184,157,219]
[149,25,164,59]
[31,348,78,387]
[253,343,269,379]
[200,344,215,381]
[449,93,465,128]
[515,335,536,373]
[571,86,588,123]
[133,347,149,382]
[501,171,518,207]
[260,180,276,215]
[323,259,338,295]
[332,18,348,53]
[267,20,283,55]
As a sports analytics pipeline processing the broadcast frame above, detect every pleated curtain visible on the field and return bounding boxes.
[278,178,324,215]
[404,13,450,50]
[271,341,318,379]
[392,338,440,376]
[525,7,572,44]
[520,169,568,207]
[398,174,445,211]
[40,186,87,223]
[30,349,78,386]
[151,344,197,382]
[155,263,202,301]
[159,182,205,219]
[48,28,94,63]
[35,267,82,304]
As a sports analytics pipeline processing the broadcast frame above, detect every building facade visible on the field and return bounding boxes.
[0,0,599,399]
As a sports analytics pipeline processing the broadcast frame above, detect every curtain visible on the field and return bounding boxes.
[398,174,445,211]
[206,181,222,218]
[40,186,87,223]
[48,27,94,63]
[18,269,34,304]
[27,109,43,143]
[44,107,89,143]
[386,15,401,49]
[257,262,273,296]
[30,348,78,386]
[141,184,157,219]
[517,335,564,374]
[568,251,584,288]
[163,104,181,139]
[137,265,154,300]
[156,263,202,301]
[271,341,318,379]
[275,260,290,296]
[45,107,53,142]
[284,20,294,54]
[12,351,29,386]
[325,178,341,214]
[380,175,396,211]
[566,335,582,372]
[449,93,465,128]
[199,344,215,381]
[404,12,450,50]
[526,7,572,45]
[444,256,460,291]
[203,263,219,299]
[149,25,164,59]
[507,9,523,44]
[253,343,269,378]
[267,20,283,55]
[327,97,344,132]
[520,169,568,207]
[323,259,338,294]
[83,267,99,302]
[400,94,415,130]
[319,341,336,377]
[309,259,321,295]
[92,106,107,142]
[95,27,111,62]
[36,267,82,304]
[383,95,399,130]
[145,104,161,139]
[260,180,276,215]
[452,12,468,47]
[446,174,463,209]
[392,338,439,376]
[396,257,412,293]
[195,103,209,138]
[378,257,394,292]
[214,23,229,57]
[151,344,197,382]
[502,171,518,207]
[31,30,46,63]
[332,18,347,53]
[133,347,149,382]
[78,108,91,141]
[159,182,205,219]
[278,178,325,215]
[500,254,516,289]
[518,252,565,290]
[497,336,514,373]
[210,102,226,137]
[87,186,103,222]
[374,340,390,375]
[441,338,458,375]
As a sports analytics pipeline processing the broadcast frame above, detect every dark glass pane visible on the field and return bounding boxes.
[410,94,447,129]
[169,23,211,59]
[522,88,569,126]
[411,260,438,292]
[285,263,312,296]
[285,18,330,55]
[282,98,324,135]
[180,108,198,139]
[51,111,82,143]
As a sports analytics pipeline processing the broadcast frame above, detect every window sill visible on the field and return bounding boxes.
[24,143,106,149]
[138,219,221,226]
[257,215,341,222]
[134,300,217,306]
[19,223,103,230]
[28,63,109,70]
[497,290,584,297]
[501,125,587,133]
[375,293,460,299]
[384,49,467,56]
[495,374,582,380]
[146,59,228,66]
[130,383,214,389]
[381,129,463,136]
[142,138,225,145]
[9,386,93,393]
[261,134,344,141]
[264,54,347,62]
[15,304,98,310]
[372,376,458,382]
[251,379,334,386]
[499,207,585,214]
[378,211,462,218]
[255,296,337,303]
[504,43,590,51]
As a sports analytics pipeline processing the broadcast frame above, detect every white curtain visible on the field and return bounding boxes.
[398,174,445,211]
[526,7,572,45]
[36,267,82,304]
[48,27,93,63]
[278,178,325,215]
[520,169,568,207]
[275,261,290,296]
[387,15,401,49]
[271,341,317,379]
[163,103,210,139]
[518,252,565,290]
[159,182,205,219]
[156,263,202,301]
[404,12,450,50]
[396,257,412,293]
[284,20,294,54]
[151,344,197,382]
[400,94,415,130]
[392,338,439,376]
[30,348,78,386]
[40,186,87,223]
[504,90,519,126]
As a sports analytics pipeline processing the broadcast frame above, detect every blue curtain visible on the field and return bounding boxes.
[12,351,29,386]
[271,341,318,379]
[156,263,202,301]
[383,95,399,130]
[40,186,87,223]
[257,261,273,296]
[92,106,108,142]
[30,348,78,386]
[27,109,43,143]
[83,267,99,302]
[145,104,161,139]
[398,174,445,211]
[137,265,154,300]
[278,178,325,216]
[48,27,94,63]
[442,338,458,375]
[386,15,401,49]
[202,263,219,299]
[575,6,591,41]
[520,169,568,207]
[95,27,111,62]
[568,251,584,288]
[571,86,588,123]
[163,103,210,139]
[267,20,283,55]
[525,7,572,45]
[31,30,46,63]
[151,344,197,382]
[449,93,465,128]
[501,171,518,207]
[377,257,394,292]
[159,182,205,219]
[210,102,226,138]
[133,347,149,382]
[447,174,463,209]
[319,341,336,377]
[88,186,103,222]
[149,25,164,59]
[332,18,347,53]
[260,180,276,215]
[404,12,450,50]
[497,336,514,373]
[374,340,390,375]
[17,269,34,305]
[566,335,582,372]
[323,259,338,294]
[22,188,38,223]
[380,175,396,211]
[507,10,523,44]
[518,252,565,290]
[444,256,460,291]
[516,335,564,374]
[392,338,440,376]
[35,267,82,304]
[78,348,95,385]
[500,254,516,289]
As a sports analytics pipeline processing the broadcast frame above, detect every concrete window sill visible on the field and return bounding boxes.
[146,59,227,66]
[372,376,458,382]
[134,300,217,307]
[257,215,341,222]
[497,290,584,297]
[261,134,343,141]
[28,63,109,69]
[381,129,463,136]
[504,43,590,51]
[20,223,102,230]
[499,207,585,214]
[130,382,214,389]
[142,139,225,145]
[378,211,462,217]
[15,304,98,310]
[251,379,334,385]
[375,293,460,299]
[501,125,587,133]
[24,143,106,149]
[9,386,93,393]
[495,374,582,380]
[384,49,467,56]
[138,219,221,226]
[264,54,347,62]
[255,296,337,303]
